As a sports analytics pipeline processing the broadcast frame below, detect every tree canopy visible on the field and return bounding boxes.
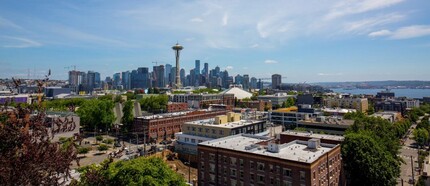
[342,131,400,186]
[121,100,134,133]
[139,95,168,113]
[343,116,402,185]
[76,99,115,131]
[44,98,86,111]
[77,157,187,186]
[414,128,429,147]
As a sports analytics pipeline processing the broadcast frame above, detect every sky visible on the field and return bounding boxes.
[0,0,430,83]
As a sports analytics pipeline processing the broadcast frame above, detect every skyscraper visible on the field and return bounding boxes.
[122,71,131,90]
[180,68,186,87]
[113,73,121,89]
[250,77,257,89]
[195,60,201,86]
[242,74,250,90]
[153,65,165,88]
[272,74,282,89]
[165,63,172,85]
[68,70,85,93]
[234,74,243,85]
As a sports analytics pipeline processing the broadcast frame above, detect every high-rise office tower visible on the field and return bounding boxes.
[68,70,85,93]
[165,64,172,85]
[235,74,243,85]
[180,68,186,87]
[250,77,257,89]
[153,65,165,88]
[122,71,131,90]
[113,73,121,89]
[272,74,282,89]
[242,74,250,90]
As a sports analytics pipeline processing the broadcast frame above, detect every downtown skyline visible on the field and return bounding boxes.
[1,0,430,82]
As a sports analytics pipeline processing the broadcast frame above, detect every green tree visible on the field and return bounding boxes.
[77,99,115,131]
[78,147,90,154]
[139,95,168,113]
[414,128,429,147]
[121,100,134,133]
[77,157,187,186]
[97,144,109,152]
[95,135,103,143]
[342,131,400,186]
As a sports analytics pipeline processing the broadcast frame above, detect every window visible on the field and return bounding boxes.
[185,138,189,142]
[300,171,305,181]
[283,181,292,186]
[187,126,190,131]
[201,162,205,169]
[192,127,196,131]
[259,175,265,182]
[219,130,224,135]
[231,169,236,177]
[250,161,254,168]
[191,139,196,143]
[198,128,202,132]
[283,168,292,177]
[198,140,203,143]
[240,171,244,179]
[270,164,274,173]
[258,162,265,171]
[239,159,244,167]
[313,171,316,179]
[205,128,210,133]
[250,173,254,181]
[212,129,216,134]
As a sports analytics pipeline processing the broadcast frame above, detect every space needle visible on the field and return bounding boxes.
[172,43,183,89]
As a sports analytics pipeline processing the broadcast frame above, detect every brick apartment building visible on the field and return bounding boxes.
[236,100,272,111]
[323,98,368,113]
[198,134,343,186]
[166,102,188,113]
[170,93,235,109]
[132,109,227,143]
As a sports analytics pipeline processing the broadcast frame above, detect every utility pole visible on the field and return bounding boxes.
[411,155,415,185]
[188,154,191,184]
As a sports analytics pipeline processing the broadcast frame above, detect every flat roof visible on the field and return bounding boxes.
[185,119,264,129]
[281,131,345,141]
[136,109,223,119]
[200,134,337,164]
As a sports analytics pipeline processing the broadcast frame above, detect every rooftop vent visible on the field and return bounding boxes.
[307,138,321,149]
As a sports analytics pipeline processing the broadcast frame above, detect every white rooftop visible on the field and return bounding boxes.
[186,119,263,129]
[281,131,345,141]
[200,134,338,164]
[220,87,252,99]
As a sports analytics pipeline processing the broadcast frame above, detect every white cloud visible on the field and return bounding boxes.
[190,17,204,23]
[0,17,22,29]
[226,66,234,70]
[343,13,405,33]
[249,43,259,48]
[368,30,392,37]
[264,60,278,64]
[368,25,430,39]
[390,25,430,39]
[222,12,228,26]
[317,73,343,76]
[1,36,42,48]
[325,0,405,20]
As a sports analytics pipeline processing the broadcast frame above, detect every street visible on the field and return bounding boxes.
[398,124,421,186]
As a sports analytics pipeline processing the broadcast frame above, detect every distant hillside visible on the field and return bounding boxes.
[312,80,430,89]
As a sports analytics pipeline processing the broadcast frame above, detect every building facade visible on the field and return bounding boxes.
[272,74,282,89]
[323,98,368,113]
[132,109,227,143]
[198,134,343,186]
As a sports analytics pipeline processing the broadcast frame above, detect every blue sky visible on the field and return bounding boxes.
[0,0,430,83]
